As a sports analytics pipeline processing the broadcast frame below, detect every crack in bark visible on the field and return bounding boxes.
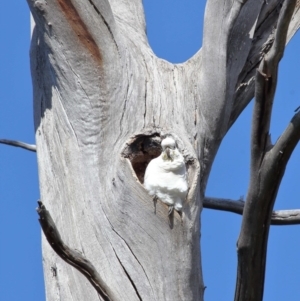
[53,86,79,145]
[88,0,119,52]
[119,82,130,137]
[172,68,177,116]
[100,198,155,299]
[111,244,142,301]
[143,79,147,128]
[111,227,155,298]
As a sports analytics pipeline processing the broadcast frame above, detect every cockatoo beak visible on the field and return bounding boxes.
[165,147,171,159]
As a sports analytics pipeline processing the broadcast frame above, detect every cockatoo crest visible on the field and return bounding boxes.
[144,136,188,214]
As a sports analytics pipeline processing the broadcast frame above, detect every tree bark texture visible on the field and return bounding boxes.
[27,0,300,300]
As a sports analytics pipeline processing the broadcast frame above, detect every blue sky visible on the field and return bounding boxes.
[0,1,299,300]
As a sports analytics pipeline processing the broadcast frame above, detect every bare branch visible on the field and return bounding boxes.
[0,139,36,152]
[36,201,117,301]
[271,209,300,225]
[267,0,296,64]
[203,197,300,225]
[269,110,300,165]
[250,0,297,161]
[249,0,296,164]
[235,0,298,300]
[203,196,245,214]
[251,63,273,164]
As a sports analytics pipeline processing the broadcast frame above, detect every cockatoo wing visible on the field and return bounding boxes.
[144,154,188,209]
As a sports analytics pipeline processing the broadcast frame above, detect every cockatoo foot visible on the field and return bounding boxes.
[153,196,158,214]
[168,205,174,216]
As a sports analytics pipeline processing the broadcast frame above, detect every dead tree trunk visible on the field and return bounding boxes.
[27,0,300,300]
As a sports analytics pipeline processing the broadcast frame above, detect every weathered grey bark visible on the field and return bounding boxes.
[26,0,300,301]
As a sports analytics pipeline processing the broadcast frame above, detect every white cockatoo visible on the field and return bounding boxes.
[144,136,188,214]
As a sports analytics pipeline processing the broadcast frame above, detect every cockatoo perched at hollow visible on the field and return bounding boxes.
[144,136,188,215]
